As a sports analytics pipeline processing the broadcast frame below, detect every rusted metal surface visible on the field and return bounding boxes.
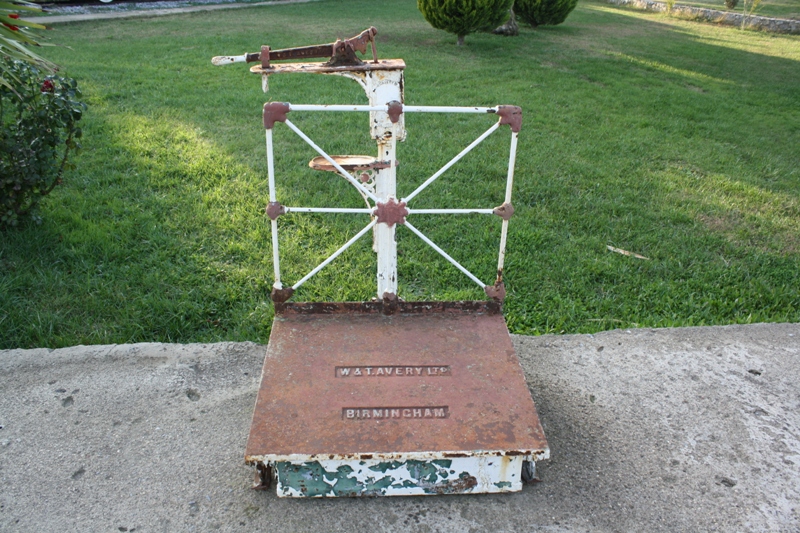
[252,463,272,490]
[496,105,522,133]
[484,281,507,302]
[349,27,379,62]
[245,309,549,463]
[374,198,408,227]
[273,300,501,316]
[212,27,378,67]
[249,58,406,76]
[260,45,270,69]
[326,39,364,67]
[273,44,334,62]
[386,100,403,124]
[308,155,390,172]
[381,291,398,315]
[270,286,295,303]
[266,201,285,220]
[262,102,290,129]
[493,202,514,221]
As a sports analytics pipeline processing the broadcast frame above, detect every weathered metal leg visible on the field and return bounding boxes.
[252,463,273,490]
[521,460,538,484]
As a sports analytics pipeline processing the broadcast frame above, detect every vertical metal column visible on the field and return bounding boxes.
[375,125,398,299]
[362,70,404,300]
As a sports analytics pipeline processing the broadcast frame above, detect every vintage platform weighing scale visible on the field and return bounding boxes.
[212,28,549,497]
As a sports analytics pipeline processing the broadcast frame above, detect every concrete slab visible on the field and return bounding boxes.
[1,323,798,532]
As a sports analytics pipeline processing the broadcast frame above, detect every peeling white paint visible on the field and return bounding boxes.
[274,456,526,497]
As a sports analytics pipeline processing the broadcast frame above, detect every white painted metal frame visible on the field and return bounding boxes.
[266,103,518,297]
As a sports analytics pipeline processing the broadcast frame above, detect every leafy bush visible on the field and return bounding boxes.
[418,0,514,45]
[724,0,738,9]
[1,0,55,91]
[1,58,85,228]
[514,0,579,26]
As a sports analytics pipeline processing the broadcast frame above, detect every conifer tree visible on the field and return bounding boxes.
[418,0,514,46]
[514,0,579,27]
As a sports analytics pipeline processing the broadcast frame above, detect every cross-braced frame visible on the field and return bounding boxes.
[262,102,522,303]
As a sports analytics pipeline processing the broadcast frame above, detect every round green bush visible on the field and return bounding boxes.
[418,0,514,45]
[514,0,579,26]
[1,58,85,228]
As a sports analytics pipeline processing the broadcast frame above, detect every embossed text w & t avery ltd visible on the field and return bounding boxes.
[336,365,451,378]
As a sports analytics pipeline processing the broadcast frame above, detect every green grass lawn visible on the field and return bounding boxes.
[1,0,798,348]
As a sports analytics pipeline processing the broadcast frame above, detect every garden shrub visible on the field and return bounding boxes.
[514,0,579,26]
[1,0,56,91]
[418,0,514,46]
[0,58,85,228]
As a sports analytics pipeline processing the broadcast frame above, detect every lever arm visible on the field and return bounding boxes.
[211,27,378,67]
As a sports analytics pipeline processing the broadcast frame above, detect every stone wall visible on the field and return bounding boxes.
[606,0,800,34]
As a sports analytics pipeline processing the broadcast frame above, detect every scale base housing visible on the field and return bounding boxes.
[246,301,549,497]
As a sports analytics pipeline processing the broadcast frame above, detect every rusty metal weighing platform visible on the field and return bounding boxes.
[212,28,549,497]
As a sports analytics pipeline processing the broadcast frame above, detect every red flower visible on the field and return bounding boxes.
[8,13,19,19]
[41,79,55,93]
[3,23,19,31]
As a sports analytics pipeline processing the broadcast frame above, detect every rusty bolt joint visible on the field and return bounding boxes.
[387,101,403,124]
[493,202,514,221]
[374,198,408,227]
[263,102,290,129]
[266,201,285,220]
[271,286,295,303]
[496,105,522,133]
[382,291,398,315]
[325,40,364,67]
[484,281,506,302]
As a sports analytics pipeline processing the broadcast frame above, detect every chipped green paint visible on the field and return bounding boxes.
[275,462,331,497]
[275,459,479,497]
[494,481,512,488]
